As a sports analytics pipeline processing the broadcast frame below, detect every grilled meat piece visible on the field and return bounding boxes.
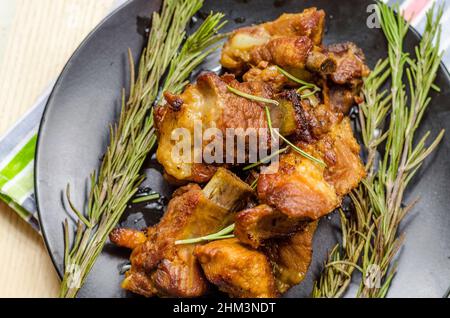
[154,72,275,184]
[325,83,360,114]
[243,63,292,91]
[257,150,340,220]
[318,118,366,196]
[258,118,364,219]
[111,169,253,297]
[195,238,279,298]
[221,7,325,72]
[263,7,325,44]
[241,42,369,100]
[234,204,306,249]
[248,36,336,76]
[276,90,315,143]
[196,222,316,297]
[326,42,371,87]
[264,222,317,293]
[110,228,147,250]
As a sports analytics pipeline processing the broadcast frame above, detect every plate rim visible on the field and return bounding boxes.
[34,0,450,290]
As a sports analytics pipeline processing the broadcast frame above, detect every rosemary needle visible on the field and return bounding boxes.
[226,85,279,106]
[276,66,317,88]
[175,224,236,245]
[132,193,160,204]
[276,66,321,93]
[250,177,259,190]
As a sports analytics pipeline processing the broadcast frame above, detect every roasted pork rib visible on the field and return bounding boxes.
[221,7,326,73]
[195,238,279,298]
[110,169,253,297]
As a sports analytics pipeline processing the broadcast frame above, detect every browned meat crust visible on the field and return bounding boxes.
[257,150,340,220]
[264,222,318,293]
[263,8,325,44]
[221,7,326,72]
[109,228,147,250]
[326,42,371,87]
[235,204,306,249]
[276,90,314,142]
[249,36,334,75]
[257,118,365,220]
[195,238,279,298]
[236,41,370,110]
[154,72,275,184]
[122,184,217,297]
[325,83,359,114]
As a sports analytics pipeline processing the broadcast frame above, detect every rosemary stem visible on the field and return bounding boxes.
[175,224,235,245]
[132,193,160,204]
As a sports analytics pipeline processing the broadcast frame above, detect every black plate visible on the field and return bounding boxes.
[36,0,450,298]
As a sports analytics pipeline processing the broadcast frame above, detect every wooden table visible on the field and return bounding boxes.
[0,0,115,298]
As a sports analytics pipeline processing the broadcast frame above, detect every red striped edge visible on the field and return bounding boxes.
[402,0,432,21]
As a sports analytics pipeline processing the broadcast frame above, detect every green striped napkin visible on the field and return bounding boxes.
[0,148,40,230]
[0,94,46,231]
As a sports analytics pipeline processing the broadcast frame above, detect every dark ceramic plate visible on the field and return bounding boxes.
[35,0,450,298]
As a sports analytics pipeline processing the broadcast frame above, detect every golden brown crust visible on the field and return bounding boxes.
[327,42,371,87]
[123,186,208,297]
[257,151,340,220]
[221,8,326,72]
[326,84,358,114]
[109,228,147,250]
[320,118,366,196]
[251,36,313,71]
[155,72,275,184]
[256,118,365,222]
[263,8,325,44]
[235,204,306,248]
[118,170,254,298]
[195,239,279,298]
[264,222,318,293]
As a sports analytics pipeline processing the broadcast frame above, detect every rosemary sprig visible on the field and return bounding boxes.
[358,3,444,298]
[250,177,259,190]
[312,59,390,298]
[313,3,445,298]
[161,13,227,96]
[60,0,225,298]
[226,86,325,166]
[175,224,235,245]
